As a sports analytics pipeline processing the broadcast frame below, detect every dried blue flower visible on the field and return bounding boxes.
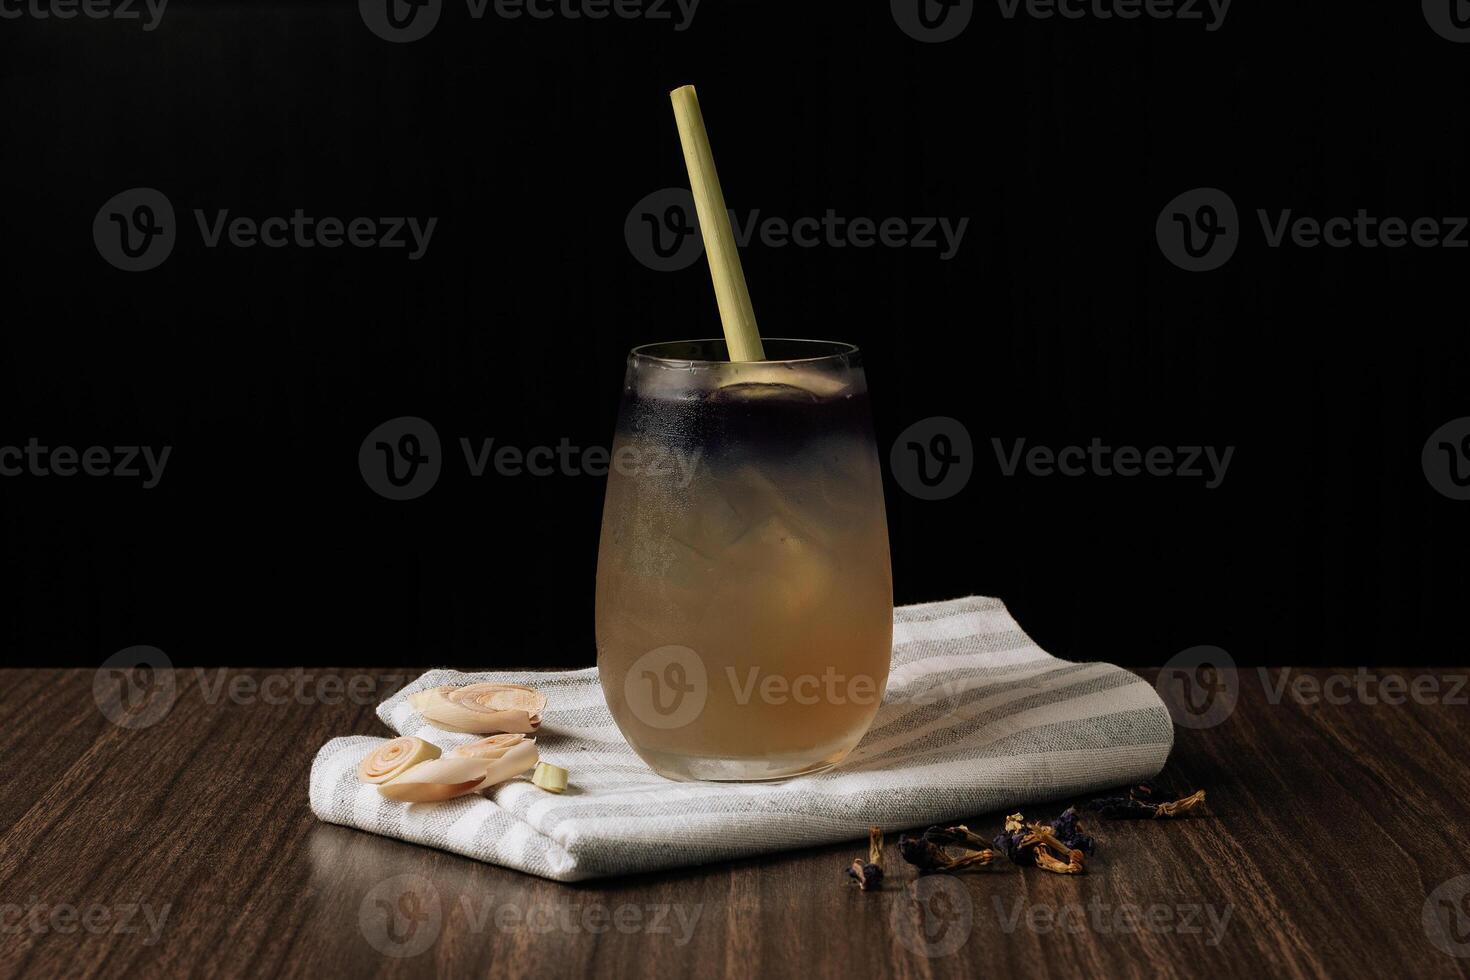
[1046,807,1096,855]
[1084,788,1207,820]
[897,825,997,874]
[845,826,885,891]
[991,813,1086,874]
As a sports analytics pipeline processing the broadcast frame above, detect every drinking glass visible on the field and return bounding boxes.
[595,338,893,781]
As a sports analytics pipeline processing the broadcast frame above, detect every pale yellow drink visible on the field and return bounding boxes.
[595,339,892,781]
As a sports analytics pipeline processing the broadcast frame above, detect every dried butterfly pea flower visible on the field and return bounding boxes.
[897,826,997,874]
[1084,788,1207,820]
[1046,807,1096,855]
[846,826,885,891]
[992,813,1087,874]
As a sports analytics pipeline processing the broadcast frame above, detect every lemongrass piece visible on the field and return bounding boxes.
[377,757,494,803]
[532,761,568,794]
[449,734,541,786]
[669,84,765,362]
[449,733,534,760]
[410,683,547,734]
[357,736,441,785]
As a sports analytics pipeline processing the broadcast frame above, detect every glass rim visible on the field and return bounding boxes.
[628,338,860,367]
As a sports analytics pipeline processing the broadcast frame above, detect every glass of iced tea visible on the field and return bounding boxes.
[595,338,893,781]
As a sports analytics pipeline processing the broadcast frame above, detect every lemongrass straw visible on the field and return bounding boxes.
[669,84,765,362]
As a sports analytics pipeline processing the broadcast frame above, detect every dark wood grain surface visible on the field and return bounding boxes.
[2,667,1468,979]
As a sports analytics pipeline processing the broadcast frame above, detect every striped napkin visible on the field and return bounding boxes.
[309,596,1173,881]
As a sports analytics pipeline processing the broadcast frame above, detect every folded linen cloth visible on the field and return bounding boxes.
[309,596,1174,881]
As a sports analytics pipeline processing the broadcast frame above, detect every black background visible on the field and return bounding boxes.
[2,1,1467,668]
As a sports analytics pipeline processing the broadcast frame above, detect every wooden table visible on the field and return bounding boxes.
[3,667,1468,978]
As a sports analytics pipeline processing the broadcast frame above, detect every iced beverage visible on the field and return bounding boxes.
[596,339,893,781]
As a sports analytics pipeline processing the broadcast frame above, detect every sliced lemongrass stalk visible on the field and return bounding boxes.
[447,734,540,788]
[377,757,495,803]
[357,736,441,785]
[449,733,534,760]
[410,683,547,734]
[531,761,568,794]
[669,84,765,362]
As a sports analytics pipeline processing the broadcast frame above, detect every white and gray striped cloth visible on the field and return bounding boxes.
[309,596,1173,881]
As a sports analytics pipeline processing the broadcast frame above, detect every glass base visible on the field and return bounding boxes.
[635,747,850,782]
